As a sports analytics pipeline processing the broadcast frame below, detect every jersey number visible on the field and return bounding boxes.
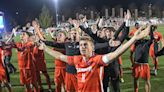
[82,73,86,82]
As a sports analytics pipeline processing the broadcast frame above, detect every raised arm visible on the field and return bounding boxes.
[118,26,130,43]
[79,26,107,43]
[6,26,19,44]
[47,28,55,39]
[94,42,109,50]
[102,25,151,64]
[75,17,107,43]
[42,40,65,49]
[144,25,154,46]
[41,43,68,63]
[33,23,45,41]
[115,10,131,42]
[113,22,126,39]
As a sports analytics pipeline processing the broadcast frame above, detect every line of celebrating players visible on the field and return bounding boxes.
[0,10,163,92]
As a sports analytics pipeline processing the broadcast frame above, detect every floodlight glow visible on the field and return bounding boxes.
[54,0,58,3]
[54,0,59,26]
[0,16,4,29]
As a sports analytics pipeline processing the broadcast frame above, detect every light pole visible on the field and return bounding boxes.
[148,4,152,18]
[54,0,59,26]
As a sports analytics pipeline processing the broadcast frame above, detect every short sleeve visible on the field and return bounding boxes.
[130,44,136,52]
[94,55,108,66]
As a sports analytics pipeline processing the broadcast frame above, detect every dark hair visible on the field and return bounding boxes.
[106,27,115,32]
[79,14,85,20]
[22,31,33,37]
[151,25,157,31]
[135,22,139,26]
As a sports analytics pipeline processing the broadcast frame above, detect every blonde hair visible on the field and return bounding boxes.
[80,36,93,43]
[70,28,81,34]
[56,30,67,37]
[80,36,95,51]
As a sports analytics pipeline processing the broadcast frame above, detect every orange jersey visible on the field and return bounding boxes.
[33,46,47,71]
[130,44,136,52]
[0,49,3,66]
[55,59,66,68]
[0,48,6,81]
[149,32,163,57]
[33,46,45,61]
[67,55,107,92]
[15,42,35,69]
[53,48,66,68]
[3,45,12,56]
[15,42,25,69]
[129,28,137,36]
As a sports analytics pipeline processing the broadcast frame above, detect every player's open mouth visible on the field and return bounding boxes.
[81,49,86,53]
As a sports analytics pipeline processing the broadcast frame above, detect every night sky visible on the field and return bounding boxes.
[0,0,164,25]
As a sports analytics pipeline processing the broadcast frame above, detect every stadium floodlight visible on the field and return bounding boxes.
[54,0,59,26]
[0,12,4,29]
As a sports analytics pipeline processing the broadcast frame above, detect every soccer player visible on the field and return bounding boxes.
[155,38,164,57]
[2,41,16,83]
[129,22,140,69]
[32,20,52,91]
[53,31,67,92]
[0,44,12,92]
[35,22,117,92]
[131,25,154,92]
[13,31,39,92]
[33,45,52,91]
[40,25,151,92]
[149,25,163,76]
[35,26,80,92]
[129,23,139,37]
[79,10,131,92]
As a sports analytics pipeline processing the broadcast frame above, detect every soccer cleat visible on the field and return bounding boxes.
[120,78,124,83]
[152,67,155,70]
[8,83,12,87]
[154,69,157,76]
[48,89,52,92]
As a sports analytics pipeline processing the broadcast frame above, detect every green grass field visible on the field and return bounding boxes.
[1,26,164,92]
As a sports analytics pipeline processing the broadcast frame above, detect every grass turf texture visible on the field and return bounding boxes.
[1,25,164,92]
